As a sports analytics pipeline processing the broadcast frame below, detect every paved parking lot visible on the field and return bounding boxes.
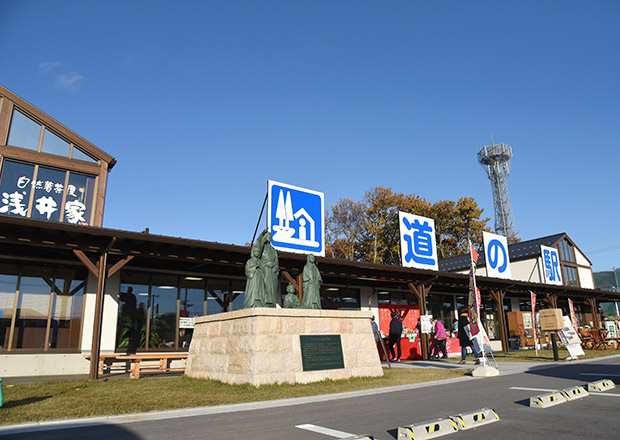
[2,355,619,440]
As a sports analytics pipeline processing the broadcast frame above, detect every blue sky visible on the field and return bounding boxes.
[1,1,619,271]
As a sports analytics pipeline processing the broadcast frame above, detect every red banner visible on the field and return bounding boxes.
[568,298,578,330]
[468,239,480,336]
[531,291,537,345]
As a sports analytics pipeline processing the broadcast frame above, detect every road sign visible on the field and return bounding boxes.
[482,231,512,279]
[268,180,324,256]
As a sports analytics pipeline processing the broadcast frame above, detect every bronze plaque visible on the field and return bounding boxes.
[299,335,345,371]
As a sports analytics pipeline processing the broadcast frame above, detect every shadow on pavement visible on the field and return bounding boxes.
[1,423,144,440]
[386,427,398,439]
[524,361,620,381]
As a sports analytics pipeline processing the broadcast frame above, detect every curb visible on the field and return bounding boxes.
[2,354,619,435]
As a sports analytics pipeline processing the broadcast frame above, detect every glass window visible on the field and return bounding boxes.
[321,287,360,310]
[0,161,35,218]
[150,275,178,349]
[64,172,96,225]
[71,147,97,163]
[563,266,579,287]
[560,239,575,263]
[0,268,19,351]
[41,129,71,157]
[179,277,206,348]
[428,294,455,330]
[13,268,54,349]
[48,271,85,349]
[118,272,150,351]
[31,166,66,222]
[208,278,231,314]
[7,109,41,151]
[231,279,245,311]
[377,290,391,304]
[0,264,86,352]
[481,298,499,340]
[0,161,98,226]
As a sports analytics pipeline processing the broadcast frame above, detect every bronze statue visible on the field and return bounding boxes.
[283,283,300,308]
[256,229,279,308]
[301,254,322,309]
[243,229,279,309]
[242,247,265,308]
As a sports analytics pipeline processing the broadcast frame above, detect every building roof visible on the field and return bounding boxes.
[438,232,567,272]
[0,215,616,303]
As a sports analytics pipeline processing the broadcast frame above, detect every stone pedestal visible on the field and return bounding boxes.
[185,308,383,386]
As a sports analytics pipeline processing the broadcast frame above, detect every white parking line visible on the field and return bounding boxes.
[580,373,620,377]
[295,423,355,438]
[510,386,620,397]
[510,387,556,392]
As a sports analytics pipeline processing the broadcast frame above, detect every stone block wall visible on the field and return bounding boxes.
[185,308,383,386]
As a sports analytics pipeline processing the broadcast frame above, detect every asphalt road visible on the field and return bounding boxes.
[4,357,620,440]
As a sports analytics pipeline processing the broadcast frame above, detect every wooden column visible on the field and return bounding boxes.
[408,282,429,360]
[544,293,558,309]
[74,245,136,380]
[89,252,107,380]
[281,270,303,302]
[586,297,600,329]
[490,289,508,352]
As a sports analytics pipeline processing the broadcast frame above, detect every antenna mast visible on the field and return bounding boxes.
[477,140,517,241]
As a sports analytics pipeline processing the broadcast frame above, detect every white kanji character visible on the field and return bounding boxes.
[44,181,54,193]
[67,185,77,197]
[35,196,58,220]
[54,183,64,194]
[0,191,28,216]
[65,199,86,224]
[17,176,31,189]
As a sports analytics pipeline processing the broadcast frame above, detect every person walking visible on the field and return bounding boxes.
[432,317,448,359]
[457,307,480,365]
[388,311,403,362]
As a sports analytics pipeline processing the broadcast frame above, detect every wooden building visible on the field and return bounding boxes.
[0,84,617,379]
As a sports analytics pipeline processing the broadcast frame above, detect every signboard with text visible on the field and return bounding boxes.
[541,245,563,285]
[483,231,512,279]
[299,335,344,371]
[399,212,438,270]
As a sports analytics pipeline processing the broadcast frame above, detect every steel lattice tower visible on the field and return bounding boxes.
[477,142,516,240]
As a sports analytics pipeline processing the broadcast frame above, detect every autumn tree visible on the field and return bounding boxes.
[325,198,366,260]
[325,186,492,265]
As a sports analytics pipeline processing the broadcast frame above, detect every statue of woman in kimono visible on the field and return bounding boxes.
[242,247,265,308]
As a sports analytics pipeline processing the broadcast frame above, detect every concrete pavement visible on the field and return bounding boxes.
[2,354,619,437]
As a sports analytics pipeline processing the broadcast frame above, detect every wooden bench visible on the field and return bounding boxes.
[86,353,188,379]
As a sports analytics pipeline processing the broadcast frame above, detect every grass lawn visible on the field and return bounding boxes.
[0,368,466,426]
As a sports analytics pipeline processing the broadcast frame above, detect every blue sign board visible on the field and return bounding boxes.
[482,231,512,279]
[268,180,325,256]
[398,211,438,271]
[541,245,563,285]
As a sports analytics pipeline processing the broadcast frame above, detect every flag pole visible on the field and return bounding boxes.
[531,291,538,356]
[251,192,268,247]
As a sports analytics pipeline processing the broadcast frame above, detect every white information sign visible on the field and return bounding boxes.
[541,245,563,285]
[398,212,438,270]
[179,317,195,329]
[482,231,512,279]
[268,180,325,256]
[558,316,584,359]
[605,321,618,338]
[420,314,433,334]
